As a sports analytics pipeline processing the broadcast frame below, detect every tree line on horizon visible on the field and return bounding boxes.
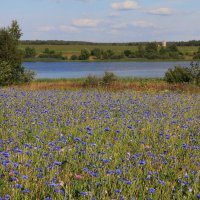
[21,40,200,46]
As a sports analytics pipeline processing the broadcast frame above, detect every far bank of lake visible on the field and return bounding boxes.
[24,61,191,79]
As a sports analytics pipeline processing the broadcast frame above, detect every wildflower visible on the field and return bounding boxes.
[80,191,88,196]
[23,189,30,193]
[138,160,146,166]
[197,194,200,199]
[75,174,82,180]
[15,184,23,189]
[54,161,62,165]
[149,188,155,194]
[104,127,110,131]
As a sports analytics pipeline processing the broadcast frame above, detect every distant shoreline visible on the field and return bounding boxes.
[23,58,197,63]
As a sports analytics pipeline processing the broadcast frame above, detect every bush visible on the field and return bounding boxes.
[0,61,35,86]
[83,74,101,87]
[164,66,191,83]
[83,72,118,87]
[102,72,117,85]
[70,55,78,60]
[186,62,200,85]
[79,49,90,60]
[164,62,200,85]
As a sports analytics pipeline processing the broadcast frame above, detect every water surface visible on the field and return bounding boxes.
[24,61,191,78]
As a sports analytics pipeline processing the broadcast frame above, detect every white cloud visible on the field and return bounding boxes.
[38,26,55,32]
[72,18,100,27]
[146,7,173,15]
[112,20,155,29]
[109,12,121,17]
[112,0,138,11]
[59,25,80,32]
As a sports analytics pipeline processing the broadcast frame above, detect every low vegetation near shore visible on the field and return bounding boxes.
[0,89,200,199]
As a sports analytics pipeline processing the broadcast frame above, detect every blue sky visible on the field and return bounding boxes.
[1,0,200,42]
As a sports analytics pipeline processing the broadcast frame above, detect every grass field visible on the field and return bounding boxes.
[20,44,199,56]
[0,88,200,199]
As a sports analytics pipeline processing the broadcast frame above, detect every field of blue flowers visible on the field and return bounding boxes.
[0,89,200,200]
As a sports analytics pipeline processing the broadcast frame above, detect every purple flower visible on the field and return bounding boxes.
[197,194,200,199]
[149,188,156,194]
[138,160,146,166]
[23,189,30,193]
[104,127,110,131]
[80,191,88,196]
[15,184,23,189]
[54,161,62,165]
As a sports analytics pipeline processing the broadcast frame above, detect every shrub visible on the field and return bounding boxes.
[70,55,78,60]
[164,62,200,85]
[79,49,90,60]
[102,72,117,85]
[83,74,101,87]
[83,72,118,87]
[164,66,191,83]
[186,62,200,85]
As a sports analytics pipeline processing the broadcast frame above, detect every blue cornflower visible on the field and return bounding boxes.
[115,189,121,193]
[149,188,156,194]
[22,175,28,180]
[54,161,62,165]
[23,189,30,193]
[138,160,146,166]
[15,184,23,189]
[104,127,110,131]
[80,191,88,196]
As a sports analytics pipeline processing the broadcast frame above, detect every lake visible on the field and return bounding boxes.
[24,61,191,79]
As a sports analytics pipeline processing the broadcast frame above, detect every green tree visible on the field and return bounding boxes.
[0,20,35,85]
[91,48,102,59]
[145,42,158,59]
[24,47,36,58]
[79,49,90,60]
[124,50,132,57]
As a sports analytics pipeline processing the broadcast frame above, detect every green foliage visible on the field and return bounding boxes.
[83,72,118,87]
[193,47,200,59]
[186,62,200,85]
[79,49,90,60]
[83,74,101,87]
[102,49,115,59]
[39,48,64,59]
[0,20,35,85]
[70,54,78,60]
[91,48,102,59]
[102,71,117,85]
[24,47,36,58]
[164,66,191,83]
[0,61,13,85]
[164,62,200,85]
[124,50,132,57]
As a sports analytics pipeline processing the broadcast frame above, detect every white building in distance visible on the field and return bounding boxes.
[162,41,167,47]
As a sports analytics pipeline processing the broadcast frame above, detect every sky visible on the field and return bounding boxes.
[0,0,200,42]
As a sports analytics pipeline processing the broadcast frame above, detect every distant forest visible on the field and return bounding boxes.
[21,40,200,46]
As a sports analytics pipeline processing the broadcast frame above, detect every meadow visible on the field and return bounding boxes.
[0,88,200,200]
[20,44,199,60]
